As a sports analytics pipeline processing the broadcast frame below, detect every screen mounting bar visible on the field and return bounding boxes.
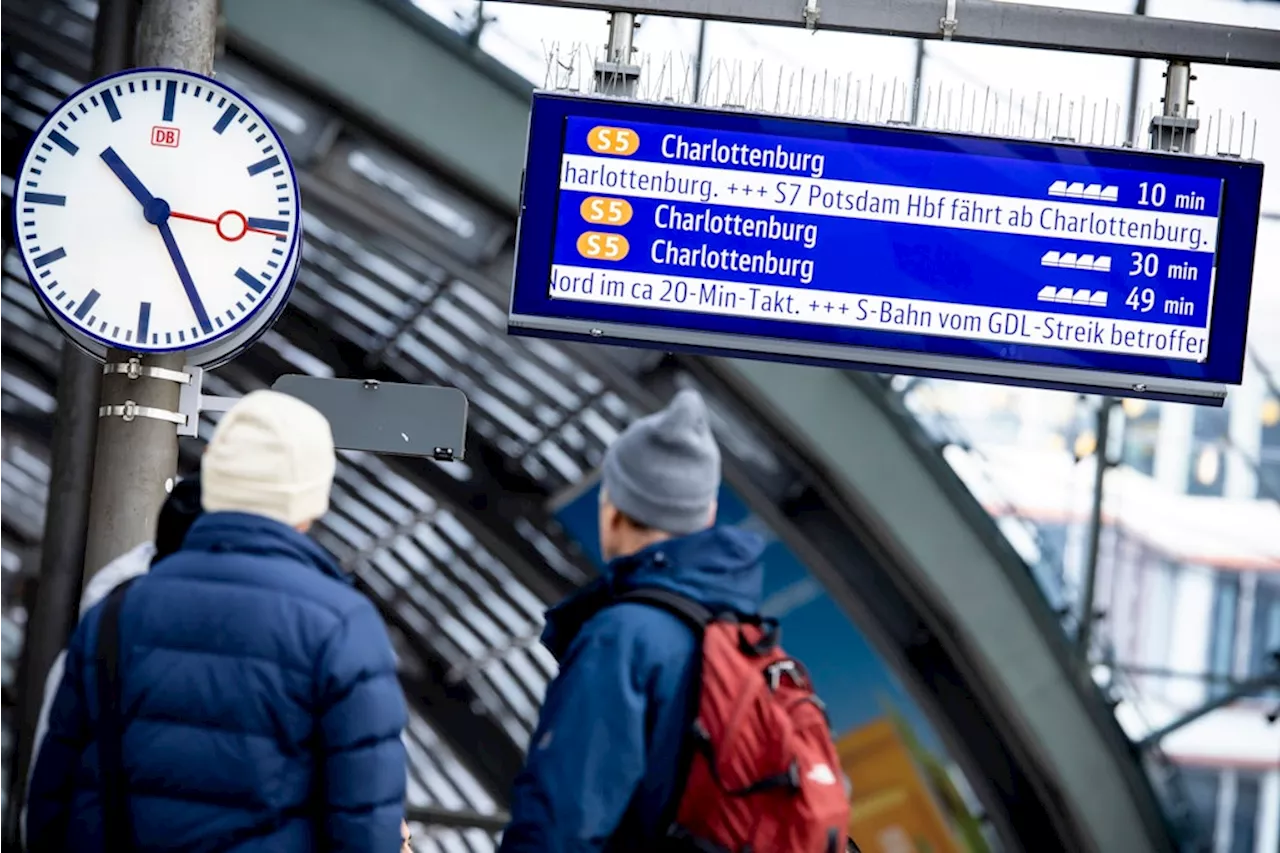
[485,0,1280,70]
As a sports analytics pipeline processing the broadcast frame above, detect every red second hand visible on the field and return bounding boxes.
[170,210,285,241]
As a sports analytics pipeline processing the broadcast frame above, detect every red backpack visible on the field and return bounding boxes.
[618,588,852,853]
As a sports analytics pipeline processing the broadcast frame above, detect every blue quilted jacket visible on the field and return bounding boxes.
[500,526,766,852]
[27,511,408,852]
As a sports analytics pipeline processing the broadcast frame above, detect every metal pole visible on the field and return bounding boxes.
[910,38,926,124]
[1077,56,1197,667]
[1075,54,1203,671]
[466,0,489,46]
[82,0,219,580]
[1150,58,1197,153]
[1075,397,1116,663]
[1161,61,1193,118]
[593,12,640,97]
[605,12,638,65]
[1123,0,1147,145]
[692,19,708,103]
[1,1,142,841]
[1136,671,1280,750]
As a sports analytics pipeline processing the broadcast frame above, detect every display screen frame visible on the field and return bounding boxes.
[509,92,1265,404]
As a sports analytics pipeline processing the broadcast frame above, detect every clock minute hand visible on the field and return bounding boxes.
[156,220,213,335]
[99,147,156,209]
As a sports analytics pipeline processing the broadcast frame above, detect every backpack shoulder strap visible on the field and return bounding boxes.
[97,577,138,851]
[615,587,715,634]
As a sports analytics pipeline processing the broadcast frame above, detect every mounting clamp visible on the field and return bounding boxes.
[102,357,191,386]
[99,400,187,426]
[940,0,958,40]
[99,357,194,426]
[803,0,820,31]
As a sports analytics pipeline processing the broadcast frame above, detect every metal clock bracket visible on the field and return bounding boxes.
[95,358,238,436]
[176,365,238,437]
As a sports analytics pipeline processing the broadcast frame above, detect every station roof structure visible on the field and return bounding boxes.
[1,0,1210,850]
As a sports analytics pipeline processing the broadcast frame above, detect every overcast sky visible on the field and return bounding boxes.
[412,0,1280,372]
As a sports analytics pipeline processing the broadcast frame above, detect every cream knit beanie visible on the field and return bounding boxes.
[201,390,336,527]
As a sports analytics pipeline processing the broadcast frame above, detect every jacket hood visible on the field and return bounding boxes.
[172,511,347,583]
[541,525,766,661]
[80,541,155,617]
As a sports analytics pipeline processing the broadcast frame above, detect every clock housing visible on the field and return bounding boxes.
[12,66,303,368]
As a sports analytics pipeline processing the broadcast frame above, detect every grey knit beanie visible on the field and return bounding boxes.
[601,389,722,535]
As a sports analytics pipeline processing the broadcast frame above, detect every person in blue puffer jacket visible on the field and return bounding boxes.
[499,389,766,852]
[22,475,204,846]
[27,390,408,853]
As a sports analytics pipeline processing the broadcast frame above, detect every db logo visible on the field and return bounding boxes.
[150,126,180,148]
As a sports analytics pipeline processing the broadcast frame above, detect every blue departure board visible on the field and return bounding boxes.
[509,93,1265,403]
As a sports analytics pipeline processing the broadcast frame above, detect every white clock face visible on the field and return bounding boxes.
[13,67,302,361]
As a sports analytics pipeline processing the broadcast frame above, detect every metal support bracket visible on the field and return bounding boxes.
[1149,59,1199,153]
[176,365,240,437]
[1149,115,1200,154]
[940,0,958,40]
[593,11,641,98]
[803,0,821,32]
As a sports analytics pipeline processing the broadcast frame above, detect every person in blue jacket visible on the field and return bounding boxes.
[499,389,766,852]
[22,475,204,845]
[27,390,409,852]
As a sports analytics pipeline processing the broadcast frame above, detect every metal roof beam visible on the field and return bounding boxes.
[0,338,59,389]
[489,0,1280,69]
[223,0,531,212]
[405,804,511,833]
[1,3,93,78]
[0,517,42,552]
[0,397,55,441]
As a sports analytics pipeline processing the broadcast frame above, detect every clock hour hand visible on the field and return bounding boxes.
[156,220,213,335]
[99,147,156,210]
[100,147,209,333]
